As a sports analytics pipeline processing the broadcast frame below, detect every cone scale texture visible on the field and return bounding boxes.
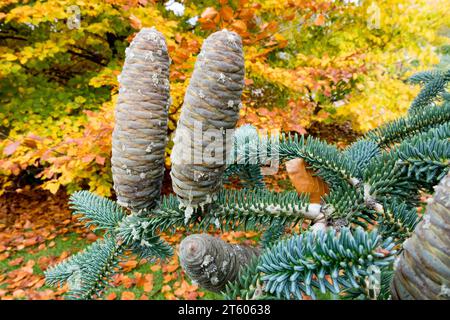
[179,233,259,293]
[391,172,450,300]
[170,29,245,208]
[111,27,170,213]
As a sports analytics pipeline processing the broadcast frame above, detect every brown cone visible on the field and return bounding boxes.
[391,172,450,300]
[179,233,259,293]
[111,27,170,213]
[170,29,245,208]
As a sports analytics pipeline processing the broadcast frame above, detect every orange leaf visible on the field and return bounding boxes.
[174,287,185,297]
[201,7,219,20]
[106,292,117,300]
[184,291,199,300]
[285,158,329,203]
[134,272,144,286]
[231,20,247,33]
[285,123,307,135]
[81,154,95,163]
[120,260,138,272]
[121,275,134,289]
[12,289,26,299]
[163,274,174,283]
[95,156,106,165]
[199,20,218,30]
[8,257,24,267]
[314,14,325,26]
[143,274,154,292]
[121,291,136,300]
[150,265,161,272]
[164,292,177,300]
[220,6,233,21]
[161,284,172,293]
[165,264,179,273]
[23,138,37,148]
[129,14,142,30]
[0,252,11,261]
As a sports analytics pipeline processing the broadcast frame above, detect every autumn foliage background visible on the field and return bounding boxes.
[0,0,449,300]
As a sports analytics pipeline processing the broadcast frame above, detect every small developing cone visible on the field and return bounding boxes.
[179,234,259,293]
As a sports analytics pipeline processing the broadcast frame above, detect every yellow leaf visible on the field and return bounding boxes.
[44,181,60,194]
[3,53,17,61]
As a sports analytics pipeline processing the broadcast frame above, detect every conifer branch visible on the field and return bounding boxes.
[366,103,450,147]
[69,190,127,231]
[257,228,396,299]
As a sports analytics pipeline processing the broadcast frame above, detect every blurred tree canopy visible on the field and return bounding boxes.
[0,0,448,196]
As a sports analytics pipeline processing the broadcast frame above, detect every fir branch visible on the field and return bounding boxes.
[204,189,313,230]
[377,201,420,243]
[408,70,450,114]
[361,129,449,214]
[342,267,394,300]
[363,152,421,205]
[366,103,450,147]
[408,70,444,85]
[278,134,357,187]
[260,220,286,248]
[148,189,314,233]
[69,190,126,231]
[402,122,450,144]
[116,214,173,261]
[70,191,173,260]
[224,164,265,189]
[147,195,192,232]
[322,183,375,227]
[343,140,380,179]
[223,257,272,300]
[257,228,397,299]
[45,236,124,300]
[396,136,450,190]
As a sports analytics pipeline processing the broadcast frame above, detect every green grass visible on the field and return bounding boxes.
[0,232,223,300]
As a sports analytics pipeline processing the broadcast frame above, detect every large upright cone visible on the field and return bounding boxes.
[111,27,170,213]
[170,29,245,208]
[391,172,450,300]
